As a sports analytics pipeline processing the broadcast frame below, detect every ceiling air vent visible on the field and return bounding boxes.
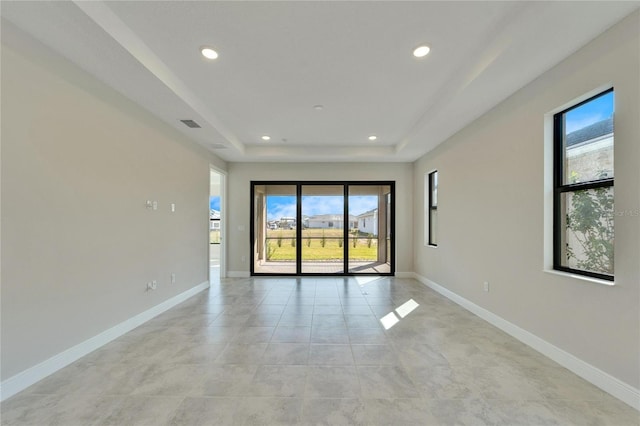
[180,119,201,128]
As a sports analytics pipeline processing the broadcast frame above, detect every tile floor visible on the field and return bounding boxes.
[2,277,638,425]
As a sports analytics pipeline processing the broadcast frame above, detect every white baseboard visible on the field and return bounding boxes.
[412,272,640,411]
[0,281,210,402]
[227,271,250,278]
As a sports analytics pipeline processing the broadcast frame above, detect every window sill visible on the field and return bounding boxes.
[543,269,615,286]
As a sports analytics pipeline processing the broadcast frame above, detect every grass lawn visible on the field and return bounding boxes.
[265,229,379,261]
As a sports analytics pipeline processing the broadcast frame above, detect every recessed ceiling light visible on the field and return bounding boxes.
[261,135,271,141]
[313,105,324,111]
[201,47,218,60]
[368,135,377,141]
[413,45,431,58]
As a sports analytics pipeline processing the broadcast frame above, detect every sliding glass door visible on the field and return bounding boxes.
[251,181,394,276]
[348,184,392,274]
[252,184,297,274]
[301,185,345,274]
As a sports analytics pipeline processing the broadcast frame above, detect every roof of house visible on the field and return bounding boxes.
[307,214,357,221]
[357,208,377,218]
[566,117,613,147]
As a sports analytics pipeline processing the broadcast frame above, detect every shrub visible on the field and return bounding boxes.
[267,243,275,260]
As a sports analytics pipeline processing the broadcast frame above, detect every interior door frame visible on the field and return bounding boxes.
[209,166,227,280]
[250,180,395,276]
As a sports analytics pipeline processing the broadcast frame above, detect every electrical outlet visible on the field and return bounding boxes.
[171,273,176,284]
[147,281,157,291]
[241,255,246,263]
[483,281,490,292]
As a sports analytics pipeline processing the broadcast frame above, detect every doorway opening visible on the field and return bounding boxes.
[210,168,225,282]
[251,181,394,276]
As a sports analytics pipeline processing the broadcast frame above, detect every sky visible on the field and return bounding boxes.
[210,196,220,211]
[565,91,614,133]
[211,194,375,219]
[266,195,378,221]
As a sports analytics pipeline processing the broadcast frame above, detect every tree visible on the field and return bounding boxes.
[565,171,614,274]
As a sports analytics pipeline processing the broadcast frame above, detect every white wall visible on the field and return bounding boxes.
[358,213,378,236]
[413,11,639,390]
[227,162,413,274]
[1,28,226,381]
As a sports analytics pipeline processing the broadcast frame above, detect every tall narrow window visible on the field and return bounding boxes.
[554,89,614,281]
[428,171,438,247]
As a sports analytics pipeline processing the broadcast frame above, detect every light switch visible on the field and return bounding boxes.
[171,203,176,212]
[152,201,158,210]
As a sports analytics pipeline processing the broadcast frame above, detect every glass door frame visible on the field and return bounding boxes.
[250,181,395,276]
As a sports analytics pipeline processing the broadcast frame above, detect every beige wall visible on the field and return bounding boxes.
[226,162,414,274]
[413,12,639,388]
[1,32,226,380]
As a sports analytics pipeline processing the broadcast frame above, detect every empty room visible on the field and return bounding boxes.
[1,1,639,425]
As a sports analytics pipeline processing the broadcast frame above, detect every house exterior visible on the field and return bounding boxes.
[278,217,296,229]
[565,117,613,181]
[209,209,221,230]
[304,214,357,229]
[209,209,221,244]
[357,209,378,236]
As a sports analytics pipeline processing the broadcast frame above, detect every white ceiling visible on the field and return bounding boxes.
[2,1,638,163]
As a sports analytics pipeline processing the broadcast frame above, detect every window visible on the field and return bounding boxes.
[553,89,614,281]
[428,171,438,246]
